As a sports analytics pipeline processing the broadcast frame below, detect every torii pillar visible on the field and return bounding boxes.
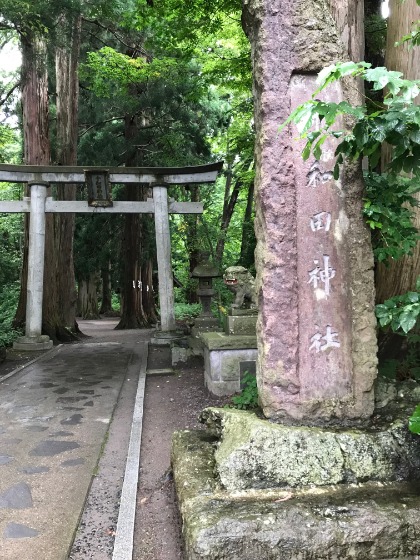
[14,182,53,351]
[152,182,177,334]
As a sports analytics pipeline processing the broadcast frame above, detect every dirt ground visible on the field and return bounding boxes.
[133,358,226,560]
[0,321,228,560]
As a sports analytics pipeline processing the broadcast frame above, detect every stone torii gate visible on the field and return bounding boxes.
[0,163,222,350]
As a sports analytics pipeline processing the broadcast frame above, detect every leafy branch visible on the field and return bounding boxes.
[376,277,420,334]
[281,61,420,180]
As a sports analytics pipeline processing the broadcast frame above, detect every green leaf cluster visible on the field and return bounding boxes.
[409,404,420,434]
[375,277,420,334]
[282,61,420,180]
[283,61,420,267]
[363,172,420,262]
[230,372,259,410]
[0,282,22,347]
[83,47,177,98]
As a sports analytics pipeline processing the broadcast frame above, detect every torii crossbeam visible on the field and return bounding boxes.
[0,162,223,350]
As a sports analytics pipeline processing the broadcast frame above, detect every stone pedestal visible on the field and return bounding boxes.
[224,308,257,336]
[190,316,221,338]
[200,332,257,396]
[13,335,53,351]
[172,426,420,560]
[148,330,185,374]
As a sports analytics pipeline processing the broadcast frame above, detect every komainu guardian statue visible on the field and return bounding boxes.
[223,266,258,309]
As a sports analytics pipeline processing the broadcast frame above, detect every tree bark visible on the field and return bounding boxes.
[329,0,365,62]
[329,0,366,108]
[77,274,100,319]
[116,113,157,329]
[13,33,51,330]
[239,180,256,268]
[375,0,420,303]
[53,13,81,336]
[14,17,82,342]
[99,263,113,315]
[215,171,242,265]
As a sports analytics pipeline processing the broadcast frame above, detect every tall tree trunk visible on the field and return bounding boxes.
[99,262,113,315]
[375,0,420,303]
[141,259,158,324]
[329,0,365,62]
[215,172,242,265]
[77,274,100,319]
[239,180,256,268]
[13,33,51,329]
[53,13,81,337]
[116,114,157,329]
[14,17,82,342]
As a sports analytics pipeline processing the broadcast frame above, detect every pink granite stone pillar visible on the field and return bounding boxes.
[242,0,378,424]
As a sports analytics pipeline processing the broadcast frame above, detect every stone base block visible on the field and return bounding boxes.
[187,335,205,357]
[225,314,257,336]
[172,430,420,560]
[13,335,53,351]
[172,346,194,365]
[192,316,221,334]
[150,330,184,345]
[201,407,420,491]
[200,333,257,396]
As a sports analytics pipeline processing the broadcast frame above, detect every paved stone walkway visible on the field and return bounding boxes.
[0,331,144,560]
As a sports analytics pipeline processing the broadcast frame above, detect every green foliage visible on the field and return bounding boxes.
[174,303,202,321]
[282,61,420,180]
[375,277,420,334]
[408,403,420,434]
[83,48,177,98]
[396,19,420,49]
[0,182,23,288]
[230,372,259,410]
[363,172,420,262]
[283,62,420,266]
[111,293,121,312]
[0,282,22,347]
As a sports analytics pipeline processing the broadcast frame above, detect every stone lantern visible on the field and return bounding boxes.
[191,256,221,334]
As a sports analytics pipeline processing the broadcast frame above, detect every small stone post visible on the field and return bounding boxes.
[14,182,53,350]
[152,183,176,334]
[242,0,378,424]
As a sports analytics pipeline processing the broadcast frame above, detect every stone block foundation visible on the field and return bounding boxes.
[172,428,420,560]
[200,333,257,396]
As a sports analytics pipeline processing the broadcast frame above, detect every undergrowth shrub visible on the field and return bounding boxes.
[230,372,259,410]
[0,282,22,347]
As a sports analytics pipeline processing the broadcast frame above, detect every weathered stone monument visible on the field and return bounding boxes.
[171,1,420,558]
[245,0,377,426]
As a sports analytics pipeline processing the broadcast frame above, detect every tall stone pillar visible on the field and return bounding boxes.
[14,182,53,351]
[242,0,377,424]
[152,183,177,334]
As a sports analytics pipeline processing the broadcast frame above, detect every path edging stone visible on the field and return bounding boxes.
[112,342,148,560]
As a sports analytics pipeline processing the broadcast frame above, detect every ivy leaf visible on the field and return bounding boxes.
[409,404,420,434]
[302,141,312,161]
[399,308,419,333]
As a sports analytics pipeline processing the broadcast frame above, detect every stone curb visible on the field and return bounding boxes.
[0,344,63,383]
[112,342,148,560]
